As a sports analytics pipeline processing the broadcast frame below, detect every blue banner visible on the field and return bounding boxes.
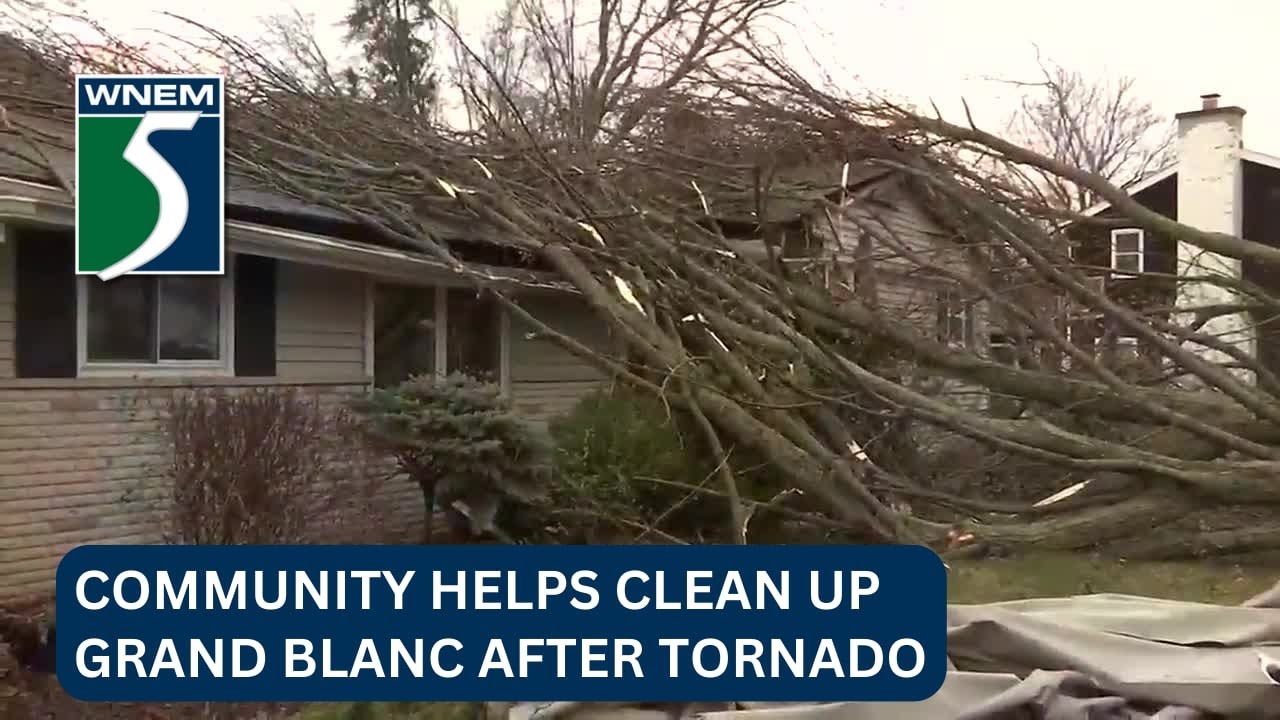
[55,544,946,703]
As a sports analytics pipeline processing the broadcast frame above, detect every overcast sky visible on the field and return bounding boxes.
[70,0,1280,154]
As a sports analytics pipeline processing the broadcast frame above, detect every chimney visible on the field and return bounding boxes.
[1174,93,1255,371]
[1175,94,1245,240]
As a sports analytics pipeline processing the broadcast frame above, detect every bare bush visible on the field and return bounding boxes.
[161,387,387,545]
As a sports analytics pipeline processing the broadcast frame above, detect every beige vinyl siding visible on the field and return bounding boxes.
[276,262,370,379]
[0,237,12,379]
[820,185,991,411]
[508,293,611,422]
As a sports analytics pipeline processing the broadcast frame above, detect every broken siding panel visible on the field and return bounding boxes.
[275,262,368,379]
[508,294,610,421]
[0,235,12,378]
[0,381,421,599]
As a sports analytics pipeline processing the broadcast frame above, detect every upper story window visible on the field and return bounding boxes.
[78,273,234,375]
[1110,228,1145,276]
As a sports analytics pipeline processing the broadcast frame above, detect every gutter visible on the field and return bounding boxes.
[0,187,572,293]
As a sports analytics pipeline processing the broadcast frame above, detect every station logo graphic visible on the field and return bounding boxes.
[75,75,224,279]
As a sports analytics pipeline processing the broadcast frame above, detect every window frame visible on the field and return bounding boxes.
[936,286,974,348]
[1115,334,1140,355]
[1109,228,1145,277]
[443,286,504,383]
[75,266,236,378]
[367,282,512,396]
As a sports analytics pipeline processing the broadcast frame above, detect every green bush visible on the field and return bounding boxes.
[517,387,747,543]
[350,373,552,542]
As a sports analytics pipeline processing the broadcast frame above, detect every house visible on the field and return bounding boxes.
[0,164,627,598]
[0,35,629,596]
[729,167,997,407]
[658,104,994,375]
[1064,93,1280,378]
[0,37,1008,598]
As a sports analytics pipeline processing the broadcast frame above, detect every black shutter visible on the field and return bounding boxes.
[15,228,77,378]
[233,253,277,377]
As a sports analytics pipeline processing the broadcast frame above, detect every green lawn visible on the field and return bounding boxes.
[946,551,1277,605]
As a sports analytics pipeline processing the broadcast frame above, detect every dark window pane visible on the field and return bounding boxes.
[374,284,435,387]
[935,290,969,345]
[86,276,157,362]
[1114,253,1141,273]
[1114,231,1142,254]
[446,288,499,381]
[158,276,221,360]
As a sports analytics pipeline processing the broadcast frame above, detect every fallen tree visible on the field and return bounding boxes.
[7,2,1280,558]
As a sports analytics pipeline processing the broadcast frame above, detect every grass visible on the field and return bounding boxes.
[946,551,1277,605]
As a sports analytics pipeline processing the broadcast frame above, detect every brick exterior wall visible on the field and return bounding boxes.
[0,378,425,598]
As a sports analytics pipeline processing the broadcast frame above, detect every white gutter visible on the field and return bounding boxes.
[0,185,570,292]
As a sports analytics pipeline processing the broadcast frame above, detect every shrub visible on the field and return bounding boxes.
[350,373,551,542]
[160,387,381,545]
[513,387,731,543]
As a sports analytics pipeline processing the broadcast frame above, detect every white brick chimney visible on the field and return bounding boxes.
[1175,93,1255,373]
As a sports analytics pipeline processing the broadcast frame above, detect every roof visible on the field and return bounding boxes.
[0,33,911,255]
[0,109,901,245]
[1079,149,1280,217]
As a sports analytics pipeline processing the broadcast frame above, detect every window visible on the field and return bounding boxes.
[989,333,1016,365]
[1115,334,1140,356]
[1110,228,1145,276]
[79,273,232,373]
[446,288,500,382]
[936,288,973,346]
[371,285,507,390]
[373,284,436,388]
[1111,335,1142,372]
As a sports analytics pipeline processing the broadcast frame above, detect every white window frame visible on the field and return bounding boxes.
[1115,335,1139,354]
[76,265,236,378]
[1110,228,1145,277]
[1114,334,1140,364]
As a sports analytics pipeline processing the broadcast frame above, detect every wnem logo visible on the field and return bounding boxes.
[75,75,225,279]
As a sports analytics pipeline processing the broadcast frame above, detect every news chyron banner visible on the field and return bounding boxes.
[55,545,946,703]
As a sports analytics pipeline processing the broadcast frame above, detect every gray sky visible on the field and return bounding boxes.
[75,0,1280,154]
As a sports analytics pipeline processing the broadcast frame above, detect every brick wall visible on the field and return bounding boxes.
[0,378,422,598]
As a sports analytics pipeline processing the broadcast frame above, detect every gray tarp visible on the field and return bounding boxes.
[491,592,1280,720]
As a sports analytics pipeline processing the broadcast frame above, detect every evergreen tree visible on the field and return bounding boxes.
[343,0,437,117]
